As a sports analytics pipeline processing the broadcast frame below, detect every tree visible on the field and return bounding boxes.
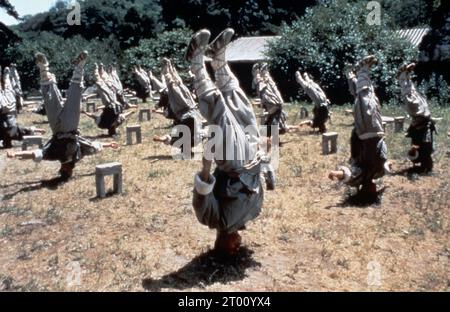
[267,0,418,104]
[122,28,192,86]
[17,0,164,48]
[0,0,19,19]
[160,0,316,37]
[380,0,439,29]
[0,1,20,63]
[4,32,120,91]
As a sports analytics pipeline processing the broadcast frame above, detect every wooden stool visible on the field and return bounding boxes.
[126,125,142,145]
[382,116,394,131]
[300,107,309,119]
[322,132,338,155]
[139,109,152,122]
[394,117,405,133]
[86,102,96,112]
[22,136,43,151]
[27,96,43,102]
[95,162,122,198]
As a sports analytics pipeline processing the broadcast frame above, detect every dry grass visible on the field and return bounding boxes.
[0,100,449,292]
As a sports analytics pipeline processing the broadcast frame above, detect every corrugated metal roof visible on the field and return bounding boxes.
[225,36,281,63]
[221,28,430,63]
[396,27,431,47]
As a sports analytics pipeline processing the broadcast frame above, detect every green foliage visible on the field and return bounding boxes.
[4,32,119,91]
[18,0,164,49]
[122,28,192,84]
[380,0,439,28]
[0,0,19,19]
[417,74,449,107]
[266,0,419,104]
[160,0,316,36]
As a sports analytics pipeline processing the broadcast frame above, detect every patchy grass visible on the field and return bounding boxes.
[0,99,449,291]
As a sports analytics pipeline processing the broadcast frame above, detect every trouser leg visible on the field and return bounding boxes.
[58,65,84,133]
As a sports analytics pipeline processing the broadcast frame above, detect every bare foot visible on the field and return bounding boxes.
[103,142,119,150]
[6,151,16,159]
[328,170,344,181]
[34,128,46,134]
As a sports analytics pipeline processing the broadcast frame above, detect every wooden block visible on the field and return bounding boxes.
[394,117,405,133]
[258,112,269,125]
[138,109,152,122]
[27,96,43,101]
[300,107,309,119]
[22,136,43,151]
[95,162,123,198]
[322,132,338,155]
[382,116,395,131]
[126,125,142,145]
[86,102,96,112]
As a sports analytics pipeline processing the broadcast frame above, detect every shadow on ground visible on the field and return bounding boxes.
[325,187,388,209]
[142,247,261,291]
[142,155,175,161]
[0,173,94,200]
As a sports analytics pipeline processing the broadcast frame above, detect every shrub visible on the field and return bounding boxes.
[266,0,418,105]
[4,32,119,92]
[122,28,192,85]
[417,74,449,107]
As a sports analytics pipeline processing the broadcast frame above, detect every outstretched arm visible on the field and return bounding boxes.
[102,142,119,150]
[121,110,135,119]
[83,93,97,101]
[7,150,38,160]
[295,71,307,88]
[152,108,165,115]
[83,111,97,119]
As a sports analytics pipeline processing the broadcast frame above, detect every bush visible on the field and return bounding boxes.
[417,74,449,107]
[4,32,120,92]
[266,0,418,105]
[122,28,192,85]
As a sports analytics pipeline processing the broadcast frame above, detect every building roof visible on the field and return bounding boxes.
[223,28,430,63]
[225,36,281,63]
[397,27,431,47]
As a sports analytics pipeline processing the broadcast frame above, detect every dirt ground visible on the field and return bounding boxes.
[0,100,449,292]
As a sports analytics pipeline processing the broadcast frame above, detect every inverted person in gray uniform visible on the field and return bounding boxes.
[7,51,118,180]
[295,71,331,134]
[9,64,23,112]
[83,63,136,136]
[107,64,130,108]
[187,28,264,257]
[253,63,288,137]
[345,66,363,165]
[134,65,152,103]
[153,58,204,153]
[329,55,391,202]
[1,67,45,148]
[397,63,436,174]
[148,70,167,95]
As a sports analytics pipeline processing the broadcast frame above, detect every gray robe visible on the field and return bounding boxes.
[398,71,435,165]
[32,64,102,163]
[341,64,388,187]
[192,61,263,234]
[398,71,431,126]
[0,73,34,146]
[353,66,384,140]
